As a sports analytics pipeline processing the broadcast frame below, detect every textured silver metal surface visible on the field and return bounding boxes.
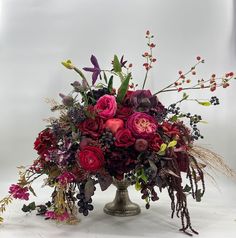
[104,179,141,217]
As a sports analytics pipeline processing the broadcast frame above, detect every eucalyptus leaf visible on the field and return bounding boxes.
[84,179,95,201]
[98,174,113,191]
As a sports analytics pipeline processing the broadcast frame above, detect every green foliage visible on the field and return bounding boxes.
[29,186,37,197]
[167,140,177,148]
[170,115,178,122]
[113,55,122,73]
[103,72,108,84]
[196,189,203,202]
[182,92,189,100]
[108,76,114,93]
[22,202,36,213]
[135,181,141,191]
[157,143,167,155]
[183,184,192,193]
[116,73,131,104]
[197,101,211,106]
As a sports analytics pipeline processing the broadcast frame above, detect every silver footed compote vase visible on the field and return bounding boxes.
[103,178,141,216]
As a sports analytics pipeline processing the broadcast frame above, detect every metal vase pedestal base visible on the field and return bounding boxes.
[103,179,141,217]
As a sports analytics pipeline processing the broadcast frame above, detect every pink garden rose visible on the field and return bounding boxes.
[127,112,157,139]
[95,95,117,119]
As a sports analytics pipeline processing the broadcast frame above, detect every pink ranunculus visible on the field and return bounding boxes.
[95,95,117,119]
[127,112,157,139]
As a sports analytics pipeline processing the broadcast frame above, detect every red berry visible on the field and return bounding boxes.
[196,56,201,61]
[129,63,133,68]
[178,87,183,92]
[146,30,150,36]
[178,71,182,75]
[210,87,216,92]
[211,74,216,78]
[180,75,185,79]
[152,58,157,62]
[186,79,191,83]
[192,71,196,75]
[229,72,234,77]
[150,43,156,48]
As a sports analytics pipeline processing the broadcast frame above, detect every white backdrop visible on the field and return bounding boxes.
[0,0,236,237]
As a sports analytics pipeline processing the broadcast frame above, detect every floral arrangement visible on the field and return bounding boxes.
[1,31,235,236]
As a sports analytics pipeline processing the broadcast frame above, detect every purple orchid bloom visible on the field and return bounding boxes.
[83,55,101,85]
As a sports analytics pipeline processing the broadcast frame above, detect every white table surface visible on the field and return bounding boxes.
[0,177,236,238]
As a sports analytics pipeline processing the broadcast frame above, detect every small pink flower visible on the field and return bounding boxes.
[45,211,69,222]
[95,95,117,119]
[45,211,57,220]
[57,172,76,186]
[57,212,70,222]
[9,184,30,200]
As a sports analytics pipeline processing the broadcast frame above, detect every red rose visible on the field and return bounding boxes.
[116,105,133,120]
[149,134,163,151]
[95,94,117,119]
[127,112,157,139]
[79,117,103,139]
[114,128,135,147]
[104,118,124,134]
[34,128,56,158]
[76,146,104,172]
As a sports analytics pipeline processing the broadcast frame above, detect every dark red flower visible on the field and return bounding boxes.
[79,117,103,139]
[161,121,180,138]
[149,134,163,151]
[175,152,190,172]
[114,129,135,147]
[134,139,148,152]
[106,150,137,180]
[116,105,133,120]
[130,90,158,112]
[76,146,104,172]
[127,112,157,139]
[34,129,56,158]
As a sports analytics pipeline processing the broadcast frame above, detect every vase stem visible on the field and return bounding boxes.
[103,179,141,217]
